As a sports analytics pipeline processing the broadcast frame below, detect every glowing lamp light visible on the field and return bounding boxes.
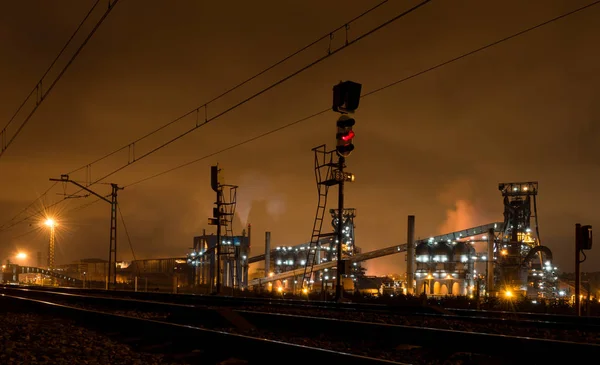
[505,290,513,298]
[45,218,57,228]
[302,288,308,294]
[277,287,283,293]
[16,252,27,259]
[341,130,355,142]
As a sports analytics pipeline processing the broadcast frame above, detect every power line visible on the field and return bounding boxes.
[125,109,330,187]
[68,0,392,175]
[0,0,121,159]
[0,182,58,230]
[118,205,140,276]
[66,0,432,188]
[0,1,427,233]
[65,197,104,213]
[6,0,596,232]
[8,226,42,241]
[124,0,600,189]
[0,199,66,233]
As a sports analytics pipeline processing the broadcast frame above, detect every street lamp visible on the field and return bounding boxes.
[44,218,57,271]
[16,252,27,260]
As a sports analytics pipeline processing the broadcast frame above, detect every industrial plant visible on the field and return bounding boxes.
[179,147,562,299]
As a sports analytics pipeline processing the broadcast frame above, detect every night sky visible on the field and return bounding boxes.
[1,0,599,275]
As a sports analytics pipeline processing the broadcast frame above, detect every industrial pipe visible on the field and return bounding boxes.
[265,232,271,276]
[406,215,415,295]
[487,228,494,295]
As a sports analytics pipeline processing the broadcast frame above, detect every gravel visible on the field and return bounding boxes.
[3,292,595,365]
[0,312,179,365]
[236,305,600,344]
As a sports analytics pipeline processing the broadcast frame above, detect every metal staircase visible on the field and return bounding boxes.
[301,145,338,289]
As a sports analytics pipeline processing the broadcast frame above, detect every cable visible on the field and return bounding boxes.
[118,205,140,276]
[0,0,120,159]
[8,226,42,241]
[0,182,58,230]
[0,199,67,233]
[124,0,600,189]
[65,197,105,214]
[1,1,100,135]
[68,0,392,175]
[362,0,600,97]
[67,0,432,187]
[125,109,330,187]
[5,0,597,231]
[0,1,424,232]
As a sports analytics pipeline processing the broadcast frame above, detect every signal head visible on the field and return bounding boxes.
[336,115,355,157]
[332,81,362,114]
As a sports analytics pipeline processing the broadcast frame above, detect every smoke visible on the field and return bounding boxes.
[235,171,287,226]
[439,199,481,233]
[437,179,494,233]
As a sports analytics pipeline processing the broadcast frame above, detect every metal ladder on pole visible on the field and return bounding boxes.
[221,185,238,289]
[301,145,338,289]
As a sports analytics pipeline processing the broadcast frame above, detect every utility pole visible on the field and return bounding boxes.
[107,183,122,290]
[50,175,123,290]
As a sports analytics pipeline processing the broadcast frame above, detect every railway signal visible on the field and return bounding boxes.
[336,115,355,157]
[332,80,362,114]
[575,223,593,316]
[331,80,361,302]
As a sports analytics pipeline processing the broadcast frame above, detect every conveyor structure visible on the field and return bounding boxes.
[248,222,503,287]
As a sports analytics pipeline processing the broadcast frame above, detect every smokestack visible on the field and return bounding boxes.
[406,215,415,295]
[247,224,252,253]
[265,232,271,276]
[487,228,494,295]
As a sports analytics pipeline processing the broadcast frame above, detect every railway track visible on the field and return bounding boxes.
[0,293,402,365]
[2,286,598,363]
[5,285,600,332]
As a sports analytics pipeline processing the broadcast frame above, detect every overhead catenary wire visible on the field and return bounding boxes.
[117,205,141,276]
[124,0,600,189]
[0,182,58,230]
[0,0,100,135]
[0,0,121,159]
[3,0,598,232]
[0,199,66,233]
[67,0,392,174]
[0,0,120,231]
[66,0,432,188]
[0,0,419,233]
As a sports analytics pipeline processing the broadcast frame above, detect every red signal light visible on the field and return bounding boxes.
[341,130,355,142]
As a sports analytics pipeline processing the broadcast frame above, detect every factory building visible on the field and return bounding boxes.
[186,227,251,291]
[415,240,475,296]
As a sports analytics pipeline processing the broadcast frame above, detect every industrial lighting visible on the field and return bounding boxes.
[16,252,27,259]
